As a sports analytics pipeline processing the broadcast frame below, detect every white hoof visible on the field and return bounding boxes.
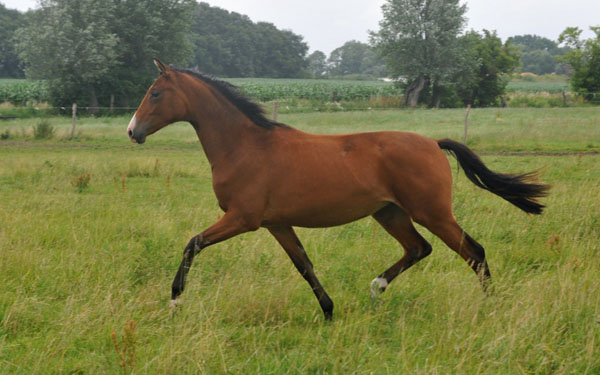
[370,277,388,298]
[169,299,182,312]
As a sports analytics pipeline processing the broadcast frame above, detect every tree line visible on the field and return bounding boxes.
[1,0,598,108]
[3,0,315,108]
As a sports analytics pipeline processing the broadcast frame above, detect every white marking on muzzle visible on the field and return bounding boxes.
[127,113,137,133]
[127,113,137,142]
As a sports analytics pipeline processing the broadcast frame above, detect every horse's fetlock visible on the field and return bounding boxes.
[420,241,433,258]
[321,297,334,320]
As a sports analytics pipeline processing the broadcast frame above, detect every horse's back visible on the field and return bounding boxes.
[259,129,453,227]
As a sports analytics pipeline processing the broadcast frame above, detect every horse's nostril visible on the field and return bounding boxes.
[128,129,133,137]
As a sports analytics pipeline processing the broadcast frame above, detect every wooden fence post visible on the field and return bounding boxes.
[463,104,471,144]
[110,94,115,112]
[70,103,77,139]
[273,101,278,122]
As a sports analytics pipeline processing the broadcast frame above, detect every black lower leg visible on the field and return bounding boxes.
[313,282,334,320]
[292,254,334,320]
[371,205,433,295]
[171,236,203,300]
[464,233,492,292]
[372,241,432,295]
[269,227,333,320]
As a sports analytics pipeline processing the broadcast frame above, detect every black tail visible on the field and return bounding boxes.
[437,139,550,215]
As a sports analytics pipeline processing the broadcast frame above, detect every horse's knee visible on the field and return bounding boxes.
[409,239,432,262]
[183,234,205,256]
[419,240,433,259]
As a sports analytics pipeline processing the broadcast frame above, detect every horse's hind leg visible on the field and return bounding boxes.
[370,204,432,296]
[268,226,334,320]
[423,218,491,292]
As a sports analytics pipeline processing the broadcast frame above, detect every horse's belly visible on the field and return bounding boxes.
[261,191,389,228]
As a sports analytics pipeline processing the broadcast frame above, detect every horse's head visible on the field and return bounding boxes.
[127,58,189,144]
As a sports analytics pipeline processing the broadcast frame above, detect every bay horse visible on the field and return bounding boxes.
[127,59,549,320]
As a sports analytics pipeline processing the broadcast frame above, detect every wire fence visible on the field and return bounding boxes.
[0,106,138,120]
[2,89,600,121]
[58,106,138,115]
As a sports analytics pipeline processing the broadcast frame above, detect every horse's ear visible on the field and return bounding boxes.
[153,58,171,75]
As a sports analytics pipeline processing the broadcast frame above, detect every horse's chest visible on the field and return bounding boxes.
[210,166,264,212]
[211,175,233,211]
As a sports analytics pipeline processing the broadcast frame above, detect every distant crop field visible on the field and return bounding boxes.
[0,79,49,104]
[0,78,582,107]
[506,80,570,93]
[0,79,27,85]
[0,108,599,374]
[225,78,403,101]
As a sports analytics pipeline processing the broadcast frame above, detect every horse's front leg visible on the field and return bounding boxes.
[267,226,334,320]
[170,211,256,309]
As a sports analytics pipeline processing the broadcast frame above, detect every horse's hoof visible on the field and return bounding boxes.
[169,299,182,315]
[370,277,388,298]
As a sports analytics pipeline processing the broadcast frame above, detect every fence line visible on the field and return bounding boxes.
[3,88,600,123]
[59,106,138,110]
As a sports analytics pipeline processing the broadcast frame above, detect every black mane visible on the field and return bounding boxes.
[173,68,285,130]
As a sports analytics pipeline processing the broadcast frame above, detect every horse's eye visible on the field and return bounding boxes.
[150,90,160,98]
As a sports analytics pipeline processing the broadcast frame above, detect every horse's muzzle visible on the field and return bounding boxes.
[128,129,146,144]
[127,113,146,144]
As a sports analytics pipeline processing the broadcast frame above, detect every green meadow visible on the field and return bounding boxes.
[0,107,599,374]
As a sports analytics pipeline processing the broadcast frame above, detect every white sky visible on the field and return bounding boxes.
[2,0,599,55]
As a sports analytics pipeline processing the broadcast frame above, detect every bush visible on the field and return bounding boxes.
[33,119,55,139]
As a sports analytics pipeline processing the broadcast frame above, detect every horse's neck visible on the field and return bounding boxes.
[181,80,269,166]
[190,108,263,166]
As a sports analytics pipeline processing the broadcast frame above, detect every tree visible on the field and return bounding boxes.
[16,0,194,107]
[0,3,26,77]
[16,0,118,107]
[307,51,327,78]
[327,41,386,77]
[107,0,194,106]
[508,35,560,54]
[520,50,558,75]
[371,0,467,107]
[191,3,259,77]
[253,22,308,78]
[453,30,520,107]
[558,26,600,102]
[190,2,308,78]
[508,34,566,74]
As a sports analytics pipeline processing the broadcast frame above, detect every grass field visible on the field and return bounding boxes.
[1,108,599,374]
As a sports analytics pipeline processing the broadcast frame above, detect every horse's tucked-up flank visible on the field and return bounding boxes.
[127,59,550,320]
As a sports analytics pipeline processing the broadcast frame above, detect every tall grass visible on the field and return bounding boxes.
[0,109,599,374]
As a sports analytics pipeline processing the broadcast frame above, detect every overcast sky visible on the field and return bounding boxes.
[3,0,599,54]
